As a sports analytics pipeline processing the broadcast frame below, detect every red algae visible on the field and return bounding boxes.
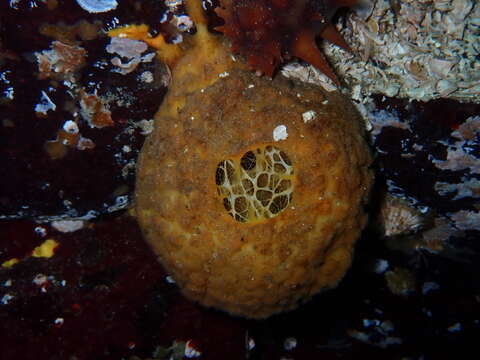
[0,215,168,360]
[214,0,356,83]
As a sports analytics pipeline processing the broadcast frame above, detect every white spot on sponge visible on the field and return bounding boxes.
[273,125,288,141]
[302,110,317,123]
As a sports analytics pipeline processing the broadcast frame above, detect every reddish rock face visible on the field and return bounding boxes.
[0,0,168,219]
[215,0,355,83]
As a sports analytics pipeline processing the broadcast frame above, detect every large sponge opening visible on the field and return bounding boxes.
[215,145,294,223]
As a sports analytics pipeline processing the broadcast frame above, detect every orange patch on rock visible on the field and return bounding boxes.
[37,41,87,80]
[79,92,114,128]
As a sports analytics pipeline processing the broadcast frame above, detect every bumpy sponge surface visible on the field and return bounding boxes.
[135,67,372,318]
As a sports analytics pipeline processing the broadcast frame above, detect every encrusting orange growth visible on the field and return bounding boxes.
[108,24,182,66]
[129,0,372,318]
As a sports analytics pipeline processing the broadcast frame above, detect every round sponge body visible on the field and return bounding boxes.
[135,68,373,318]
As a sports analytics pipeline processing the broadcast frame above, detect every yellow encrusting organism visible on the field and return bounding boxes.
[32,239,59,258]
[134,0,373,318]
[1,238,59,269]
[2,258,20,268]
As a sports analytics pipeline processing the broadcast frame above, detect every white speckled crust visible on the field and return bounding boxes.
[51,219,85,233]
[319,0,479,103]
[432,115,480,174]
[106,37,148,59]
[76,0,118,14]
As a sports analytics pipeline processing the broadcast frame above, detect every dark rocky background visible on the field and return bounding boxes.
[1,1,479,359]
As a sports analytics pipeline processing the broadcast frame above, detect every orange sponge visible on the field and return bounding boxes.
[134,0,372,318]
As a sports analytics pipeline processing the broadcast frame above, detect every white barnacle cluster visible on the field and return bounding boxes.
[322,0,479,103]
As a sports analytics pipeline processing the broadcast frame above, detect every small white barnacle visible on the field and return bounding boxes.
[62,120,79,134]
[379,195,425,237]
[302,110,317,123]
[76,0,118,13]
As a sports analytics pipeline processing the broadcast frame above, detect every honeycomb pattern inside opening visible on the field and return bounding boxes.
[216,146,294,223]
